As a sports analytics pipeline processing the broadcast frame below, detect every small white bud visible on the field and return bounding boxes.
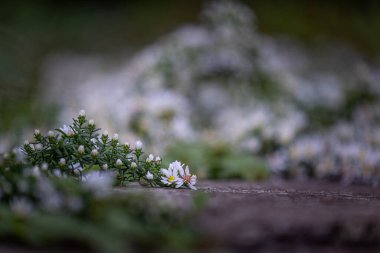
[116,159,123,167]
[113,133,119,141]
[35,143,43,150]
[88,119,95,125]
[103,130,108,136]
[48,131,55,138]
[131,162,137,169]
[79,110,86,117]
[24,140,29,145]
[41,162,48,171]
[146,171,154,180]
[124,142,129,147]
[73,169,81,176]
[146,154,154,162]
[155,156,161,162]
[102,164,108,170]
[78,145,85,154]
[59,158,66,166]
[34,129,40,135]
[91,149,99,157]
[135,140,143,150]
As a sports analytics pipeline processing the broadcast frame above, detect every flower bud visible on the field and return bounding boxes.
[131,162,137,169]
[135,140,142,150]
[113,133,119,141]
[91,149,99,157]
[35,143,43,150]
[102,164,108,170]
[79,110,86,117]
[146,154,154,163]
[59,158,66,166]
[155,156,161,162]
[48,131,55,138]
[34,129,40,135]
[41,162,48,171]
[24,140,29,145]
[116,159,123,167]
[146,171,154,180]
[78,145,85,154]
[88,119,95,126]
[103,130,108,136]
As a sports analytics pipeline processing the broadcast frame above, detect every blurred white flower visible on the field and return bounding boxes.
[79,109,86,117]
[59,158,66,166]
[135,140,143,150]
[83,171,114,196]
[78,145,85,154]
[146,171,154,180]
[91,149,98,157]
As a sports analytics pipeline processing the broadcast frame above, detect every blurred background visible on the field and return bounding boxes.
[1,0,380,185]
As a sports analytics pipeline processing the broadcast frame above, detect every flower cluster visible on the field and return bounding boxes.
[160,161,197,190]
[37,0,380,185]
[21,110,197,189]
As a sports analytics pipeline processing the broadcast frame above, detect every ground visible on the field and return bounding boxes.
[1,180,380,253]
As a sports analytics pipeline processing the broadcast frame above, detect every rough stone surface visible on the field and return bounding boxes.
[1,180,380,253]
[195,180,380,253]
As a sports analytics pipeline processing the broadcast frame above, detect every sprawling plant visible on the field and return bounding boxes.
[22,110,197,189]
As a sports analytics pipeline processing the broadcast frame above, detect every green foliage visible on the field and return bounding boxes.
[21,111,169,188]
[0,111,201,252]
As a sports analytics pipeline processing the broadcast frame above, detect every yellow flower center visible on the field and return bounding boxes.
[168,175,175,182]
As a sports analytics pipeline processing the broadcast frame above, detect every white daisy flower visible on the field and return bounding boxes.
[179,165,197,190]
[161,161,184,188]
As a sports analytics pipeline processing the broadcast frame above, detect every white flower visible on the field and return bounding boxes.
[59,158,66,166]
[10,197,33,217]
[103,130,109,136]
[83,171,114,197]
[146,171,154,180]
[155,156,161,162]
[135,140,143,150]
[124,142,130,147]
[79,109,86,117]
[91,149,99,157]
[48,131,55,138]
[113,133,119,141]
[161,161,184,188]
[131,162,137,169]
[78,145,85,154]
[61,125,74,136]
[88,119,95,126]
[24,140,29,145]
[146,154,154,162]
[32,166,41,177]
[179,165,197,190]
[116,159,123,167]
[102,164,108,170]
[35,143,43,150]
[34,129,40,135]
[41,162,48,171]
